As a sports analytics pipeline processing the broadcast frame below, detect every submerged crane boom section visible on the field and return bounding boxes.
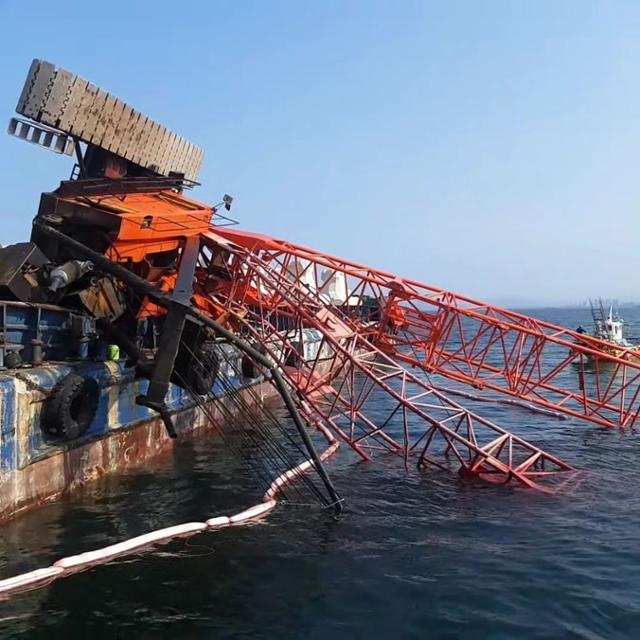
[211,228,640,430]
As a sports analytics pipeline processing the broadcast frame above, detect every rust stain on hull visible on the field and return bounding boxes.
[0,382,274,523]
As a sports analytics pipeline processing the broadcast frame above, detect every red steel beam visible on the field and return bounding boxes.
[198,231,576,492]
[208,228,640,430]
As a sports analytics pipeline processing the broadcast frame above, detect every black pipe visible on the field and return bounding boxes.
[34,222,342,513]
[145,236,200,408]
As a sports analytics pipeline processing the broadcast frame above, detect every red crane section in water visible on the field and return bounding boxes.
[192,228,577,492]
[207,228,640,431]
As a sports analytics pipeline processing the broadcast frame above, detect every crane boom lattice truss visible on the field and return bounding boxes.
[196,229,576,492]
[207,228,640,432]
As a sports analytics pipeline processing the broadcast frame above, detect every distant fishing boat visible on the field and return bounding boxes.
[575,299,640,360]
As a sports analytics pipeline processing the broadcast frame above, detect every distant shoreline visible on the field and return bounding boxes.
[506,303,640,311]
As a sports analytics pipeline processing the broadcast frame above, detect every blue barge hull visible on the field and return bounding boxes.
[0,351,273,521]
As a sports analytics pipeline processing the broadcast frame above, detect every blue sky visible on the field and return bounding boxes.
[0,0,639,306]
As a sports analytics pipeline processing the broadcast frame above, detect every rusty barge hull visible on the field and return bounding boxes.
[0,358,275,522]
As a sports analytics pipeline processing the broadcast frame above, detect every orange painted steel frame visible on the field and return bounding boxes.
[56,190,214,263]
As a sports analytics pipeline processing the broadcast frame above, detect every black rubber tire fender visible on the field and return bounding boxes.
[41,373,100,440]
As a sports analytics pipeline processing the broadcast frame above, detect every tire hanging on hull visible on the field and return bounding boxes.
[41,373,100,440]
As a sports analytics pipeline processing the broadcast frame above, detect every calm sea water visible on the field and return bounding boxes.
[2,307,640,639]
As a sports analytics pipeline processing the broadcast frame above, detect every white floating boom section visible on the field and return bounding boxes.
[16,59,203,182]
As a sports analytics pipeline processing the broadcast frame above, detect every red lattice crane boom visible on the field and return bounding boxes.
[204,228,640,431]
[196,228,576,492]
